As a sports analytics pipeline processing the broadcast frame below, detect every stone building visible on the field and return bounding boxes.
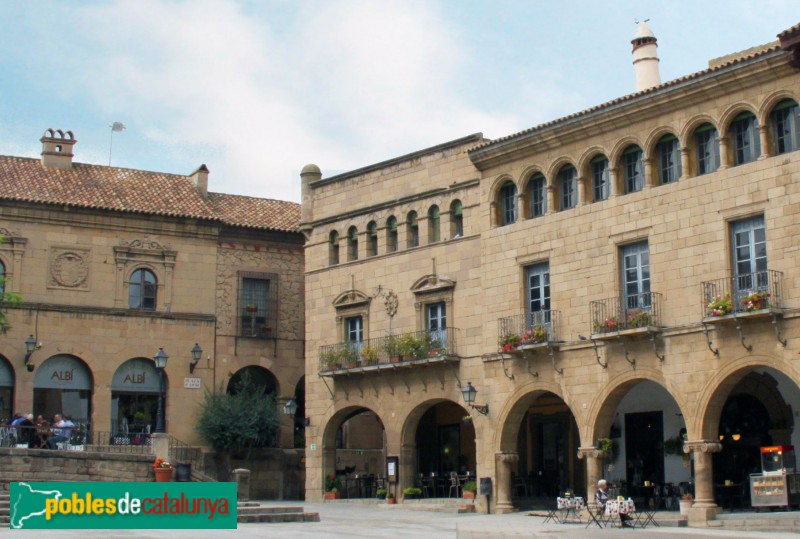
[300,22,800,524]
[0,130,304,453]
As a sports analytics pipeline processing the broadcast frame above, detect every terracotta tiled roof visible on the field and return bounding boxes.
[208,193,300,232]
[778,22,800,38]
[469,44,784,155]
[0,155,300,232]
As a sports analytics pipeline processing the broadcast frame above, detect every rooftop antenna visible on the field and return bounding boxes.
[108,121,126,166]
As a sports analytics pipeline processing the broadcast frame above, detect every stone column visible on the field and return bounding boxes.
[494,451,518,514]
[680,147,691,180]
[441,210,453,240]
[719,136,730,169]
[376,224,388,254]
[546,185,556,215]
[397,218,408,250]
[644,158,656,189]
[758,124,771,159]
[399,443,416,500]
[418,215,431,246]
[577,176,588,206]
[609,168,619,198]
[684,440,722,524]
[578,446,602,510]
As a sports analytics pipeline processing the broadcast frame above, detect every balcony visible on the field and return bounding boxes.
[497,310,560,354]
[319,328,459,376]
[590,292,662,339]
[700,270,786,352]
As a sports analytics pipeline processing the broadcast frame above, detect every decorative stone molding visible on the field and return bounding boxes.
[683,440,723,454]
[119,237,170,250]
[113,236,177,309]
[48,247,90,290]
[577,446,602,459]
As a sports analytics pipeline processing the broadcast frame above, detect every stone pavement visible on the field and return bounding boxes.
[2,501,799,538]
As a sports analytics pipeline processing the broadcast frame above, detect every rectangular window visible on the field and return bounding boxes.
[731,216,768,300]
[526,263,551,328]
[426,302,447,347]
[621,242,650,310]
[345,316,363,343]
[239,273,278,338]
[591,157,609,202]
[732,114,761,165]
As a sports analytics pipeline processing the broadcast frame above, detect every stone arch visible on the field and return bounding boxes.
[519,164,546,188]
[608,136,644,169]
[494,379,573,452]
[718,101,759,136]
[545,157,577,187]
[695,355,799,440]
[0,355,15,424]
[227,365,279,396]
[678,113,720,144]
[576,146,610,178]
[758,89,799,123]
[643,126,683,158]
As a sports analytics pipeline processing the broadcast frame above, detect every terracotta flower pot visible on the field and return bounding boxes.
[463,491,476,499]
[154,467,173,482]
[324,491,341,500]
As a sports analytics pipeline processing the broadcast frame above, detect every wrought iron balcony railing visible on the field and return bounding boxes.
[319,328,458,373]
[590,292,662,335]
[497,310,560,353]
[701,270,783,318]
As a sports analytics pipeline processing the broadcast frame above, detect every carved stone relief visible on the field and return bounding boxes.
[48,248,90,289]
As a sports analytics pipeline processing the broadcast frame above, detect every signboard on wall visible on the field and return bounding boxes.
[183,377,201,389]
[386,456,399,483]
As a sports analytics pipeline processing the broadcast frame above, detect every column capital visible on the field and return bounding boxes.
[683,440,723,454]
[577,446,601,460]
[495,451,519,464]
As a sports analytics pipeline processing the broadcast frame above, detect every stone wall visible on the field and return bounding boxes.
[0,448,154,490]
[203,448,305,500]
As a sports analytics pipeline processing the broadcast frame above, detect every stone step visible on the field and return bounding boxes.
[238,505,304,515]
[237,512,319,523]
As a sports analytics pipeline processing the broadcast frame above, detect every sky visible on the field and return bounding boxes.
[0,1,797,203]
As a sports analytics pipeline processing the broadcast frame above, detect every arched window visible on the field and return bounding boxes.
[407,211,419,248]
[622,145,644,193]
[428,206,440,243]
[590,155,610,202]
[347,226,358,261]
[656,134,682,184]
[366,222,378,257]
[731,111,760,165]
[499,181,517,226]
[129,268,157,310]
[771,99,800,155]
[386,217,398,253]
[528,173,547,217]
[557,165,577,210]
[450,200,463,238]
[329,231,340,266]
[695,123,720,175]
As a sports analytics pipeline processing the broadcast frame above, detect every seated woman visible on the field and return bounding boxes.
[596,479,632,527]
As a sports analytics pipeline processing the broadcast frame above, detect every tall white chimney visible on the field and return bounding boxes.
[631,20,661,92]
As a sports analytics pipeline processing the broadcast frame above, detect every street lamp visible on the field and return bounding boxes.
[24,334,40,372]
[189,343,203,373]
[282,397,310,426]
[153,347,168,433]
[461,381,489,415]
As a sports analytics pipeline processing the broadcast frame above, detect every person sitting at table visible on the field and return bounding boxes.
[597,479,632,527]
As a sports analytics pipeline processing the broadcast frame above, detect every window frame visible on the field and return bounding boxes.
[366,222,378,257]
[695,123,721,175]
[407,211,419,248]
[620,242,651,310]
[771,99,800,155]
[656,134,682,184]
[623,146,644,194]
[500,182,518,226]
[450,201,463,238]
[528,173,547,217]
[731,215,768,296]
[128,268,157,311]
[731,111,761,166]
[428,206,440,243]
[347,226,358,261]
[591,156,610,202]
[558,165,577,210]
[329,230,340,265]
[238,272,279,339]
[386,217,398,253]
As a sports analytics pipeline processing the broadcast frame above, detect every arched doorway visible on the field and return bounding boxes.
[711,368,799,508]
[227,366,278,396]
[515,392,582,499]
[110,358,161,435]
[33,354,93,425]
[321,406,386,499]
[0,355,14,424]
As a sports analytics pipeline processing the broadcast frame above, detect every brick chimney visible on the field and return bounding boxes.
[190,164,209,196]
[40,129,77,170]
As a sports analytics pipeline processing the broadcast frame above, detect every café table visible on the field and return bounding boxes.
[604,498,638,528]
[556,496,585,524]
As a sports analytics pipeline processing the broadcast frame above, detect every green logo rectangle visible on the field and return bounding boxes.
[10,482,237,529]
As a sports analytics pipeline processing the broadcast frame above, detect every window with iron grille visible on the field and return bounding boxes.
[239,272,278,339]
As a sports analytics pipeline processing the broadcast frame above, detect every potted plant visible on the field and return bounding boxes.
[463,481,477,499]
[399,334,426,360]
[706,292,732,317]
[402,487,422,500]
[320,349,338,371]
[386,492,396,504]
[386,335,404,362]
[324,473,341,500]
[499,333,521,353]
[742,290,770,311]
[153,457,173,482]
[376,488,387,500]
[663,436,684,456]
[594,316,621,334]
[133,411,146,430]
[360,346,380,366]
[679,493,693,515]
[625,308,652,328]
[597,438,618,461]
[520,325,547,345]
